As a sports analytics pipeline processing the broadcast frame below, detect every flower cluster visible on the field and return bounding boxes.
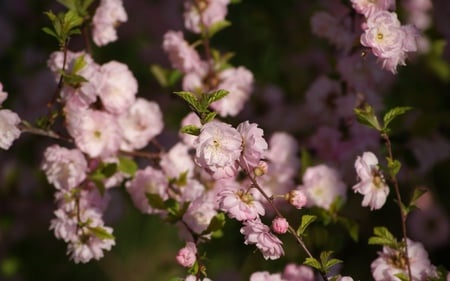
[0,83,21,150]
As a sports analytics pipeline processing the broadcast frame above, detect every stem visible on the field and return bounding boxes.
[381,133,413,281]
[245,168,328,281]
[18,121,71,141]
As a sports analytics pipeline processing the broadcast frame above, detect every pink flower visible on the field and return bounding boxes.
[352,151,389,210]
[163,30,204,74]
[118,98,163,150]
[210,66,254,117]
[240,218,284,260]
[0,109,21,150]
[98,61,138,115]
[310,11,354,51]
[125,166,168,215]
[67,225,115,263]
[351,0,395,17]
[371,239,438,281]
[184,0,230,34]
[194,121,242,179]
[176,242,197,268]
[160,142,195,179]
[183,194,218,234]
[282,264,314,281]
[41,145,88,190]
[287,190,308,209]
[271,217,288,234]
[65,108,121,158]
[92,0,127,46]
[361,11,418,73]
[250,271,285,281]
[218,187,265,221]
[301,164,347,210]
[265,132,300,182]
[0,82,7,104]
[237,121,268,172]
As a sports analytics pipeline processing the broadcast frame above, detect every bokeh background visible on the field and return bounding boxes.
[0,0,449,280]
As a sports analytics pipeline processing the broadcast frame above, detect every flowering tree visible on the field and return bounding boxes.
[0,0,449,281]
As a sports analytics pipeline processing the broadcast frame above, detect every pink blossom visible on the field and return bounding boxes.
[0,109,21,150]
[301,164,347,210]
[125,166,168,214]
[185,275,212,281]
[41,145,88,190]
[250,271,285,281]
[163,30,204,74]
[361,11,418,73]
[0,82,7,104]
[371,239,437,281]
[67,225,115,263]
[351,0,395,17]
[160,142,195,179]
[218,187,265,221]
[310,11,354,51]
[353,151,389,210]
[65,108,121,158]
[176,242,197,268]
[287,190,307,209]
[240,218,284,260]
[98,61,138,115]
[92,0,127,46]
[183,194,218,234]
[237,121,268,172]
[271,217,288,234]
[282,264,314,281]
[184,0,230,34]
[118,98,163,150]
[194,121,242,179]
[265,132,300,182]
[211,66,254,117]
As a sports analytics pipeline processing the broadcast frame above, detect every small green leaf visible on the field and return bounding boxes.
[207,89,229,105]
[167,70,182,87]
[354,104,382,131]
[201,111,217,124]
[174,91,202,112]
[118,156,138,176]
[207,20,231,38]
[409,187,427,207]
[89,226,115,240]
[181,125,201,136]
[146,193,166,210]
[297,214,317,236]
[42,27,58,39]
[150,64,169,87]
[383,106,413,132]
[325,258,343,271]
[386,157,402,178]
[369,226,398,248]
[300,148,312,177]
[72,54,87,74]
[57,0,77,10]
[202,213,226,235]
[394,272,409,281]
[303,257,322,270]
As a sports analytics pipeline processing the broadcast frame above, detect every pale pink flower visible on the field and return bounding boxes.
[351,0,395,17]
[125,166,168,214]
[183,194,217,234]
[182,67,208,93]
[336,277,354,281]
[211,66,254,117]
[118,98,163,150]
[194,121,242,179]
[371,239,437,281]
[218,187,265,221]
[287,190,307,209]
[98,61,137,115]
[250,271,285,281]
[92,0,127,46]
[67,225,115,263]
[185,275,212,281]
[184,0,230,34]
[353,151,389,210]
[178,179,206,203]
[237,121,268,172]
[0,109,21,150]
[65,108,121,158]
[282,264,314,281]
[265,132,300,182]
[41,145,88,190]
[240,218,284,260]
[160,142,195,179]
[179,112,202,148]
[361,11,418,73]
[301,164,347,210]
[176,242,197,268]
[0,82,7,104]
[271,217,288,234]
[163,30,204,74]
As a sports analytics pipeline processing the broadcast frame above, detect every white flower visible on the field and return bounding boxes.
[352,151,389,210]
[92,0,127,46]
[0,109,21,150]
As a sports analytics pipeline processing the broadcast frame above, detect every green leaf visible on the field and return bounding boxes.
[181,125,201,136]
[207,89,229,105]
[174,91,202,112]
[300,148,312,178]
[368,226,398,248]
[117,156,138,176]
[394,272,409,281]
[71,54,87,74]
[303,257,322,270]
[89,226,115,240]
[167,69,182,87]
[202,213,226,235]
[325,258,343,270]
[146,193,166,210]
[386,157,402,178]
[207,20,231,38]
[383,106,413,132]
[297,214,317,236]
[409,187,427,207]
[201,111,217,124]
[354,104,382,131]
[338,217,359,242]
[150,64,169,87]
[42,27,58,39]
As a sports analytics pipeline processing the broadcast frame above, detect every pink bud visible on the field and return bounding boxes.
[176,242,197,268]
[272,217,289,234]
[287,190,307,209]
